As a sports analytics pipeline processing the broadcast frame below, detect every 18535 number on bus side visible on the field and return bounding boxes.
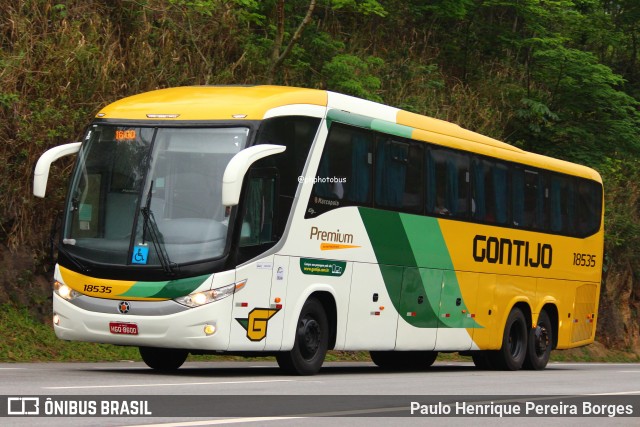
[573,253,596,267]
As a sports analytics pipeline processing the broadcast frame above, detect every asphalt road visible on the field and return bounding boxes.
[1,360,639,426]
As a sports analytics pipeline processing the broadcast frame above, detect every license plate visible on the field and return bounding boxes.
[109,322,138,335]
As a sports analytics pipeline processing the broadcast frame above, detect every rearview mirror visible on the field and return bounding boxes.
[222,144,285,206]
[33,142,82,198]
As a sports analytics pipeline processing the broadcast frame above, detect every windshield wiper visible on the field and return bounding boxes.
[140,183,176,276]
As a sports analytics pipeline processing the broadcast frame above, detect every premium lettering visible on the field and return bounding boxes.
[473,234,552,268]
[309,226,354,244]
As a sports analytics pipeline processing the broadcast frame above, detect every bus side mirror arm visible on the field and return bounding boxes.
[33,142,82,198]
[222,144,286,206]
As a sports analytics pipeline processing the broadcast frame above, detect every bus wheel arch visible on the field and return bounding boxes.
[542,303,559,350]
[276,293,334,375]
[309,291,337,350]
[524,304,557,370]
[491,303,530,371]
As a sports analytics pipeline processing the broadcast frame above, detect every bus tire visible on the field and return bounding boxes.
[523,310,552,370]
[490,307,528,371]
[370,351,438,370]
[139,346,188,371]
[276,298,328,376]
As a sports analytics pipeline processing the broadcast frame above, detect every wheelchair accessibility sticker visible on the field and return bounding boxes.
[132,245,149,264]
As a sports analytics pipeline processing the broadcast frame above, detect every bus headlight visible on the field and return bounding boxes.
[53,281,82,301]
[174,280,246,308]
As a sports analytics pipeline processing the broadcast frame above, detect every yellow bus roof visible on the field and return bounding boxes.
[96,85,601,182]
[97,86,328,121]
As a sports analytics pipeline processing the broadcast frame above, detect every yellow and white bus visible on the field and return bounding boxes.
[33,86,603,374]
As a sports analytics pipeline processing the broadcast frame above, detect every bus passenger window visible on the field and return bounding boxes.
[550,175,576,234]
[471,158,488,222]
[427,149,449,215]
[240,176,276,247]
[523,170,545,230]
[403,143,424,213]
[492,163,509,224]
[308,124,372,217]
[348,133,372,203]
[428,148,469,218]
[512,168,525,227]
[452,154,470,218]
[375,138,412,210]
[255,115,320,231]
[576,180,602,236]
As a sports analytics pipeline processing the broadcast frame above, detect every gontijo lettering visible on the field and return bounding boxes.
[473,234,552,269]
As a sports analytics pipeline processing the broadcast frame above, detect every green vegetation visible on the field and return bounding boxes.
[0,304,140,362]
[1,0,639,359]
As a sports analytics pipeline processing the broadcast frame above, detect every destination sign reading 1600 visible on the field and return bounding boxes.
[115,129,136,141]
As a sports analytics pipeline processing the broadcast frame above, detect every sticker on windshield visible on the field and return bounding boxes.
[132,245,149,265]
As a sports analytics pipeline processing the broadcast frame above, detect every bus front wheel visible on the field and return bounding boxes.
[276,298,328,375]
[491,307,528,371]
[524,310,553,370]
[139,346,188,371]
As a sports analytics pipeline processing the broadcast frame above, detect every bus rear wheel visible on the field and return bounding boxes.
[490,307,528,371]
[276,298,328,376]
[524,310,553,370]
[139,346,188,371]
[370,351,438,370]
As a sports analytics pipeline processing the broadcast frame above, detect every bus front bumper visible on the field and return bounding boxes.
[52,293,232,350]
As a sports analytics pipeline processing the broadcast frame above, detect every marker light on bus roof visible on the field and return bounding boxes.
[146,114,180,118]
[174,280,247,308]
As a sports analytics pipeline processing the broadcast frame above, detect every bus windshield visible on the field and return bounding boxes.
[63,124,248,268]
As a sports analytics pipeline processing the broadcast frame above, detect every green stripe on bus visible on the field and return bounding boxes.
[371,119,414,139]
[399,214,453,270]
[120,275,209,299]
[326,109,373,129]
[359,207,480,329]
[400,267,441,328]
[359,207,417,267]
[326,109,416,140]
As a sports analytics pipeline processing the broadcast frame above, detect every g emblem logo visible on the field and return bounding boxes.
[118,301,130,314]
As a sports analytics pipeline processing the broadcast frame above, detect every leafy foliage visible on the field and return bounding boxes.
[512,46,640,164]
[322,54,383,101]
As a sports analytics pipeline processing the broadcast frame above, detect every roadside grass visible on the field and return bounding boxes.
[0,304,140,362]
[550,342,640,363]
[1,303,638,364]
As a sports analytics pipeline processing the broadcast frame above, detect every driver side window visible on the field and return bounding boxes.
[239,174,277,247]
